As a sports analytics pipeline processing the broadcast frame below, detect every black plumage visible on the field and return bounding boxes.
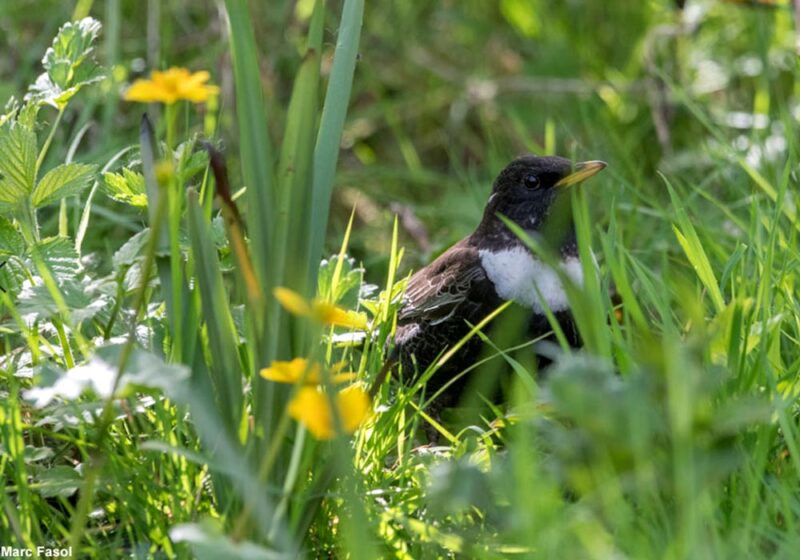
[385,155,606,403]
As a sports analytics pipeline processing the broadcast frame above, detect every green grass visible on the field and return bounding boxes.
[1,0,799,557]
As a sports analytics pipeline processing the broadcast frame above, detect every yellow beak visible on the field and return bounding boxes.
[555,160,607,188]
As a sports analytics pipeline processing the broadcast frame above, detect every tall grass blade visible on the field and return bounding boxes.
[186,188,244,438]
[306,0,364,289]
[664,174,726,313]
[224,0,275,303]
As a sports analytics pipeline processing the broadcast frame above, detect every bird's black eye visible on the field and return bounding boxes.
[523,173,540,189]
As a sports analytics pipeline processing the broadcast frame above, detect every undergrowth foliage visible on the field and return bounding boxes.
[0,2,799,559]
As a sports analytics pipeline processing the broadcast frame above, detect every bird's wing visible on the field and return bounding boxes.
[399,244,492,325]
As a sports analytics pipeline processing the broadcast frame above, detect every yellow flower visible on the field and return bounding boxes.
[273,287,312,316]
[273,287,368,330]
[288,385,371,440]
[260,358,356,385]
[124,67,219,105]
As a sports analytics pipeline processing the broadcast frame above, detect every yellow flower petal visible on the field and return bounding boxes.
[337,385,372,433]
[260,358,357,386]
[288,387,334,439]
[260,358,321,384]
[312,301,368,329]
[287,385,371,440]
[124,67,219,105]
[124,79,176,104]
[331,372,358,384]
[273,287,312,317]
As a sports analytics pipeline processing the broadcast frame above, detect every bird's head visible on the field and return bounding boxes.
[481,155,606,236]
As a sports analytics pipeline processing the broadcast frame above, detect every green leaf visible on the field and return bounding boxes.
[0,124,38,209]
[306,0,365,289]
[665,176,725,313]
[43,18,102,85]
[0,216,25,256]
[102,168,147,208]
[171,521,281,560]
[187,189,244,435]
[26,17,104,109]
[500,0,541,37]
[96,344,190,400]
[16,277,108,323]
[31,162,97,208]
[318,254,362,308]
[23,344,190,406]
[33,236,80,281]
[174,138,210,186]
[33,466,82,498]
[224,0,276,294]
[27,66,104,110]
[112,228,149,269]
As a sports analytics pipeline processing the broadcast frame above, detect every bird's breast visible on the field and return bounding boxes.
[478,246,583,314]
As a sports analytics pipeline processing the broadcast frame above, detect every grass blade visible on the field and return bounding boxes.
[306,0,365,289]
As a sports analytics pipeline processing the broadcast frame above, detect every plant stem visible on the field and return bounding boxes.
[35,107,65,176]
[68,180,169,549]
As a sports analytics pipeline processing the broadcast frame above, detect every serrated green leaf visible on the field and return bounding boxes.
[23,344,190,407]
[43,18,101,84]
[0,216,24,256]
[26,67,104,110]
[16,101,40,129]
[102,168,147,208]
[113,228,149,269]
[17,276,109,323]
[32,162,96,208]
[33,236,80,281]
[0,124,37,207]
[180,149,210,185]
[26,18,104,109]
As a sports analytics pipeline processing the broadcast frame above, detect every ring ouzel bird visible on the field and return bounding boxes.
[372,155,606,404]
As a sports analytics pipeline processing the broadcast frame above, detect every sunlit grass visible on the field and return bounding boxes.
[0,1,799,558]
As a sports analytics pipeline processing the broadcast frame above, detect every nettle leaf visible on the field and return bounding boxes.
[103,168,147,208]
[32,162,97,208]
[0,124,37,211]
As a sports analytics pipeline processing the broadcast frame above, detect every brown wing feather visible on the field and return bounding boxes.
[399,242,494,325]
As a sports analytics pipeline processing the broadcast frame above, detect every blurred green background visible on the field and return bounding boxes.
[1,0,793,278]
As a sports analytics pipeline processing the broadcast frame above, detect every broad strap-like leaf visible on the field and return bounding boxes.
[32,162,97,208]
[0,124,37,207]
